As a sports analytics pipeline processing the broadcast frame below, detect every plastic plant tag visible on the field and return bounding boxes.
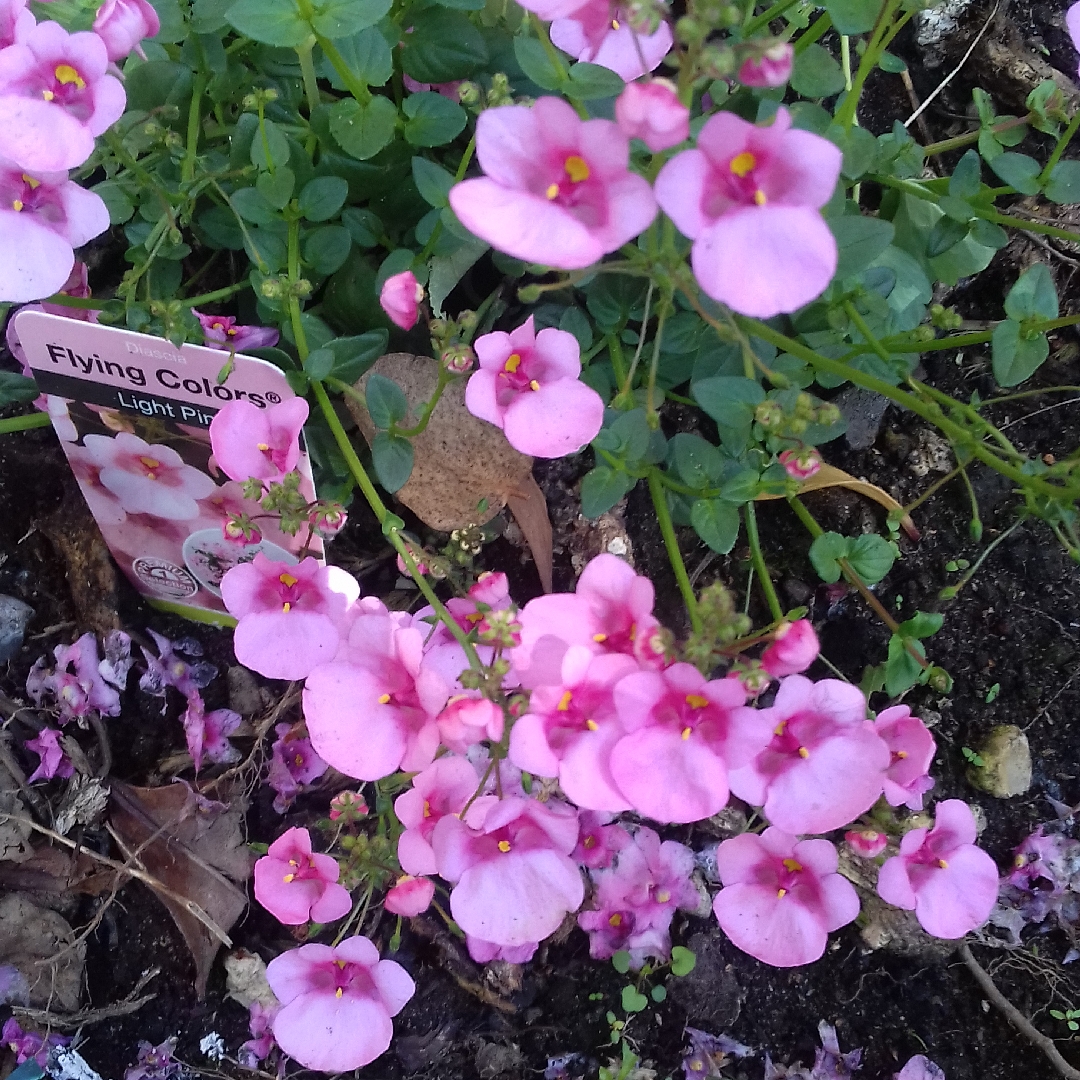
[14,310,320,625]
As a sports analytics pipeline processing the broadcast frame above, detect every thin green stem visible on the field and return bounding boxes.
[843,299,891,363]
[531,15,585,118]
[744,501,783,621]
[617,280,654,403]
[836,0,903,131]
[959,465,982,539]
[645,300,668,424]
[922,113,1032,157]
[182,73,207,184]
[792,11,830,53]
[743,0,803,36]
[1040,107,1080,184]
[296,40,322,116]
[607,332,628,388]
[0,413,52,434]
[394,368,450,437]
[941,517,1024,600]
[418,135,476,263]
[647,469,701,633]
[187,280,253,307]
[317,34,372,102]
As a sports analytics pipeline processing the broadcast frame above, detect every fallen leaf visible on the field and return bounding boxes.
[0,845,113,896]
[348,354,553,591]
[0,894,84,1010]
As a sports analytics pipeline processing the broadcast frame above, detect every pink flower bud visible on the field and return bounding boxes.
[614,79,690,152]
[397,552,428,576]
[442,344,476,373]
[845,828,887,859]
[93,0,161,62]
[329,791,368,822]
[737,42,794,88]
[222,516,262,545]
[384,875,435,917]
[380,270,424,331]
[761,619,820,678]
[309,505,347,538]
[779,447,823,481]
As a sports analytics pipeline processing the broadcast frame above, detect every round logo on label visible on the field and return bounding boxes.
[131,557,200,599]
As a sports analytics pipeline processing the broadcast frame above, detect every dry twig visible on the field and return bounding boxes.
[13,968,160,1029]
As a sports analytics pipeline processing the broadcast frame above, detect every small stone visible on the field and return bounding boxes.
[969,725,1032,798]
[0,595,33,662]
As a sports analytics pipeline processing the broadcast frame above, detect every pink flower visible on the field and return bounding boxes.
[432,795,583,947]
[737,42,794,87]
[874,705,936,811]
[761,619,820,678]
[81,432,216,520]
[238,1003,278,1070]
[0,21,126,172]
[449,97,657,270]
[845,828,887,859]
[24,727,73,783]
[254,826,352,926]
[610,662,771,823]
[27,631,130,723]
[727,675,890,835]
[379,270,423,330]
[385,875,435,916]
[615,79,688,152]
[181,690,241,773]
[209,397,309,485]
[895,1055,945,1080]
[437,695,504,754]
[573,810,631,869]
[778,446,822,481]
[2,1019,68,1068]
[92,0,160,62]
[0,161,110,302]
[550,4,673,82]
[395,755,478,875]
[1068,3,1080,73]
[265,937,414,1071]
[0,0,34,50]
[712,828,859,967]
[655,107,842,317]
[876,799,998,939]
[466,315,603,458]
[267,722,327,813]
[193,310,279,352]
[221,554,360,681]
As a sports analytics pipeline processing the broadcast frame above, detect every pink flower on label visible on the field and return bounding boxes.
[0,161,110,303]
[449,97,657,270]
[655,106,842,317]
[874,704,936,811]
[467,315,603,458]
[761,619,820,678]
[254,826,352,926]
[737,42,794,88]
[25,727,73,783]
[573,810,631,869]
[221,554,359,680]
[210,397,309,485]
[611,662,771,823]
[876,799,998,938]
[395,755,478,876]
[845,828,887,859]
[712,828,859,967]
[92,0,160,62]
[81,432,216,520]
[615,79,689,152]
[727,675,890,835]
[194,310,280,352]
[379,270,423,331]
[550,4,673,82]
[0,0,34,50]
[432,795,583,947]
[0,21,126,172]
[265,937,414,1072]
[385,875,435,917]
[778,446,822,481]
[181,690,241,773]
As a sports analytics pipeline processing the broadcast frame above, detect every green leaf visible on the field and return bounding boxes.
[311,0,392,38]
[567,62,624,99]
[250,119,291,171]
[403,92,467,147]
[257,165,296,209]
[286,369,311,395]
[303,225,353,275]
[298,176,349,221]
[830,216,895,279]
[898,610,943,639]
[192,0,234,32]
[846,533,896,584]
[412,157,455,208]
[885,634,925,697]
[0,372,42,405]
[621,985,648,1013]
[226,0,308,47]
[91,179,135,224]
[692,375,765,429]
[925,215,969,258]
[992,319,1049,386]
[650,985,667,1003]
[321,26,394,88]
[329,96,399,160]
[303,347,335,380]
[372,431,414,491]
[670,433,722,488]
[988,152,1043,194]
[824,0,879,34]
[433,0,485,11]
[401,11,489,83]
[878,51,906,73]
[670,946,696,976]
[791,43,845,98]
[366,372,409,428]
[835,124,878,180]
[342,207,383,247]
[231,186,278,224]
[1004,262,1058,321]
[809,532,850,583]
[125,59,191,111]
[970,217,1008,250]
[1045,160,1080,205]
[581,465,636,518]
[612,950,631,974]
[690,499,740,554]
[949,149,982,198]
[559,306,593,352]
[513,36,566,91]
[327,330,388,381]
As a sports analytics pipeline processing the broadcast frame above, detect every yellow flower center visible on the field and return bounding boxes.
[545,183,559,199]
[140,456,160,469]
[583,835,595,848]
[609,912,622,926]
[42,90,54,100]
[782,858,803,872]
[681,726,692,740]
[557,690,573,712]
[656,890,670,903]
[55,64,86,89]
[378,693,391,704]
[21,174,39,189]
[498,840,511,852]
[593,633,607,643]
[937,858,948,869]
[754,189,767,206]
[282,873,295,883]
[611,17,620,28]
[282,602,291,613]
[279,572,298,587]
[256,442,270,451]
[777,887,787,898]
[586,719,599,731]
[798,746,810,758]
[729,151,756,177]
[685,694,709,709]
[564,155,590,183]
[11,200,22,212]
[504,353,522,372]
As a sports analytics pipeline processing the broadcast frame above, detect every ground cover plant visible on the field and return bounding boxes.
[7,0,1080,1078]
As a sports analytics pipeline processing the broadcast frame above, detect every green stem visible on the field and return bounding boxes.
[617,280,654,404]
[744,501,783,621]
[645,300,668,424]
[843,299,891,363]
[531,15,586,118]
[743,0,803,36]
[393,368,450,437]
[941,517,1024,600]
[317,34,372,102]
[835,0,903,131]
[606,332,628,388]
[182,73,207,184]
[187,280,254,307]
[1040,107,1080,184]
[0,413,52,434]
[793,11,830,53]
[647,468,701,633]
[296,40,322,116]
[922,113,1033,158]
[417,135,476,263]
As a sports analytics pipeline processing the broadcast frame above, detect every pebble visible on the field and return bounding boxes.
[0,594,33,662]
[969,725,1032,798]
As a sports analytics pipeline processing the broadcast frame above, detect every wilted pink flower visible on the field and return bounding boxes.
[875,705,936,811]
[0,0,33,50]
[238,1003,278,1070]
[181,690,241,773]
[655,106,842,317]
[254,826,352,926]
[0,21,126,172]
[220,554,360,681]
[124,1038,181,1080]
[760,619,820,678]
[845,828,887,859]
[385,874,435,916]
[550,4,673,82]
[267,722,327,813]
[395,754,478,875]
[139,630,215,700]
[379,270,423,330]
[27,630,130,724]
[467,315,603,458]
[877,799,998,939]
[610,661,771,823]
[615,79,688,152]
[24,727,73,783]
[466,936,538,963]
[3,1018,69,1068]
[193,310,279,352]
[92,0,160,62]
[895,1055,945,1080]
[737,41,793,87]
[432,795,583,946]
[712,828,859,967]
[449,97,657,270]
[573,810,631,869]
[265,937,414,1071]
[727,675,889,835]
[210,397,309,485]
[778,446,822,481]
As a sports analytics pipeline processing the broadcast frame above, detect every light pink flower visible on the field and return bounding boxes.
[385,875,435,916]
[1068,3,1080,74]
[615,79,688,152]
[267,722,327,813]
[573,810,631,869]
[221,554,359,681]
[25,727,73,783]
[0,20,126,172]
[874,704,936,811]
[550,4,673,82]
[254,826,352,926]
[432,795,583,946]
[845,828,887,859]
[737,42,793,87]
[181,690,241,773]
[761,619,820,678]
[194,310,279,352]
[713,828,859,967]
[0,0,34,50]
[395,755,478,876]
[778,446,822,481]
[265,937,414,1072]
[210,397,309,485]
[876,799,998,939]
[655,106,842,317]
[437,695,504,754]
[449,97,657,270]
[0,161,110,302]
[379,270,423,330]
[610,662,770,823]
[466,315,603,458]
[727,675,889,834]
[92,0,160,62]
